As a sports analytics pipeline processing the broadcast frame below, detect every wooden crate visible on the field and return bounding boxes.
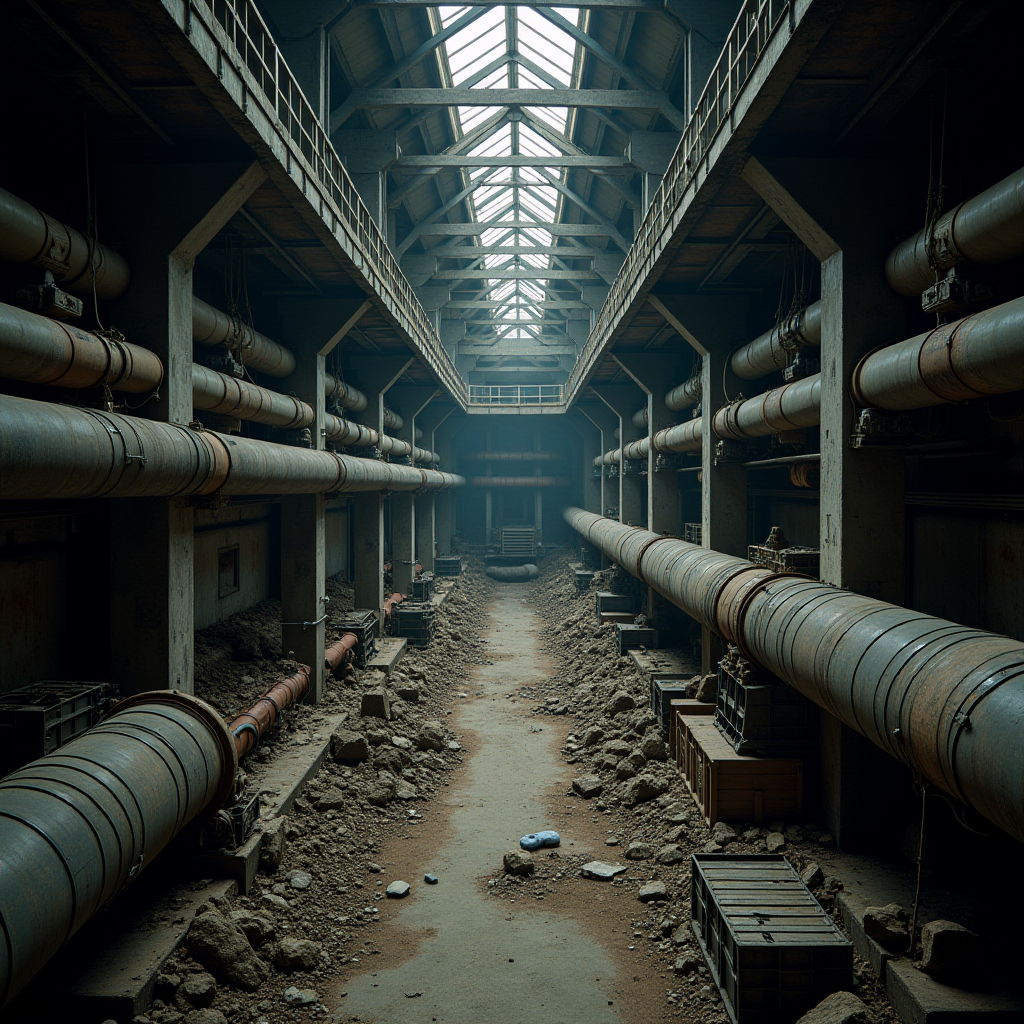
[670,700,715,758]
[675,717,802,826]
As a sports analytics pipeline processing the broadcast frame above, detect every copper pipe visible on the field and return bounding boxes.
[228,666,311,759]
[325,632,360,672]
[383,592,404,625]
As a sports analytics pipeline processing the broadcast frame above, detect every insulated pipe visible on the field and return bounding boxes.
[713,375,821,440]
[730,302,822,380]
[192,297,296,378]
[631,406,649,428]
[0,187,131,300]
[852,294,1024,410]
[652,417,703,453]
[192,363,311,429]
[325,414,379,447]
[464,451,563,461]
[0,301,162,393]
[0,691,235,1007]
[0,394,464,498]
[324,373,368,413]
[383,407,403,431]
[562,507,1024,844]
[886,166,1024,296]
[665,373,703,412]
[470,476,570,487]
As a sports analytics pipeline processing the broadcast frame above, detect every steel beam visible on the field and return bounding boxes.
[351,0,662,7]
[417,222,622,236]
[434,268,600,280]
[343,88,671,111]
[444,299,590,309]
[426,245,605,257]
[395,154,630,168]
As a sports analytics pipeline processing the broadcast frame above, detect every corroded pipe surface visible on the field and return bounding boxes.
[562,507,1024,844]
[324,373,368,412]
[486,564,540,581]
[713,375,821,440]
[886,166,1024,296]
[229,667,310,759]
[0,691,235,1006]
[0,394,464,498]
[730,302,822,380]
[0,187,131,300]
[853,295,1024,410]
[192,297,296,378]
[383,593,404,625]
[326,414,380,447]
[0,301,162,393]
[325,633,360,672]
[192,363,312,428]
[470,476,570,487]
[652,417,703,453]
[665,374,702,412]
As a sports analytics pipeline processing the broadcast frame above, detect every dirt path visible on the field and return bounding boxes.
[335,584,623,1024]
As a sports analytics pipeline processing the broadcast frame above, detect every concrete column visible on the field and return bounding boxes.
[105,162,266,695]
[335,131,400,229]
[568,412,602,514]
[594,383,645,527]
[648,293,749,672]
[413,404,453,571]
[434,417,461,553]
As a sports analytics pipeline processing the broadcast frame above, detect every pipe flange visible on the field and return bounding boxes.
[720,570,813,655]
[918,317,983,402]
[634,534,679,586]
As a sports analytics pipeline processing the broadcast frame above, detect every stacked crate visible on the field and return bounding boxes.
[335,609,379,668]
[616,623,658,656]
[392,602,436,647]
[435,555,462,577]
[411,572,435,602]
[574,568,596,592]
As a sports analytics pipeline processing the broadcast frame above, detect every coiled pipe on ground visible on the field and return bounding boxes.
[562,507,1024,844]
[886,165,1024,296]
[730,302,822,380]
[0,394,463,498]
[0,691,236,1007]
[470,476,570,487]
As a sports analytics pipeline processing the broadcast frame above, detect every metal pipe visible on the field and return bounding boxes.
[324,633,359,672]
[664,373,703,412]
[192,363,311,429]
[652,417,703,453]
[0,690,236,1006]
[325,414,379,447]
[192,297,297,378]
[470,476,570,487]
[730,301,822,380]
[886,166,1024,296]
[464,451,563,461]
[383,407,403,431]
[0,394,464,498]
[562,507,1024,844]
[852,294,1024,410]
[0,187,131,300]
[713,374,821,440]
[324,373,368,413]
[0,301,162,393]
[631,406,648,429]
[383,592,404,624]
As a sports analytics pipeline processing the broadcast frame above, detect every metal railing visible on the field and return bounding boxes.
[469,385,565,406]
[198,0,468,406]
[565,0,793,403]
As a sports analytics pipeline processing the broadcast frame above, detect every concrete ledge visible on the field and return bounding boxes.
[369,636,407,675]
[629,648,700,683]
[837,889,899,980]
[886,959,1024,1023]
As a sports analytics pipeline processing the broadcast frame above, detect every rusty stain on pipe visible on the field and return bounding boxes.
[730,302,822,380]
[563,507,1024,844]
[192,297,297,378]
[713,375,821,440]
[228,667,310,759]
[665,373,703,412]
[192,363,311,428]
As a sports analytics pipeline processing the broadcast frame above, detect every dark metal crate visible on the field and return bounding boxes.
[651,678,690,736]
[0,681,114,775]
[393,603,436,647]
[684,522,703,544]
[336,609,379,668]
[691,854,852,1024]
[412,573,435,602]
[434,555,462,577]
[616,623,658,656]
[595,591,633,620]
[574,568,596,592]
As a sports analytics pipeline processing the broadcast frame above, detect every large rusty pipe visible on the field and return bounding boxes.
[652,417,703,453]
[563,507,1024,844]
[665,373,703,412]
[886,166,1024,296]
[229,667,309,760]
[192,363,311,428]
[325,633,360,673]
[0,301,162,393]
[471,476,570,487]
[0,394,464,498]
[713,374,821,440]
[631,406,649,429]
[730,302,822,380]
[324,373,368,413]
[0,691,235,1007]
[852,294,1024,410]
[326,414,380,447]
[192,297,296,378]
[0,187,131,301]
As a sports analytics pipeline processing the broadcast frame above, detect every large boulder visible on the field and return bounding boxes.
[186,912,267,991]
[503,849,535,877]
[360,689,391,720]
[330,728,369,762]
[920,919,979,977]
[226,910,275,948]
[863,903,909,951]
[416,721,445,752]
[603,691,636,717]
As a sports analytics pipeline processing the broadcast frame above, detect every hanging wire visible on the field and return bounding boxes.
[907,778,928,961]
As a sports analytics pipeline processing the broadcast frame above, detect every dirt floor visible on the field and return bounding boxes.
[134,551,899,1024]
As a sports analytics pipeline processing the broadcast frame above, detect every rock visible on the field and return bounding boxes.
[386,880,412,897]
[625,842,653,861]
[800,862,824,890]
[673,954,700,975]
[794,991,881,1024]
[186,913,267,991]
[694,673,717,703]
[615,751,647,780]
[417,721,445,751]
[282,987,318,1007]
[259,827,286,874]
[765,832,786,853]
[274,937,322,972]
[178,973,216,1009]
[602,739,632,758]
[604,691,637,716]
[656,844,685,865]
[663,825,688,844]
[623,773,669,807]
[261,893,290,911]
[361,689,391,720]
[227,911,275,948]
[392,735,413,750]
[503,850,535,877]
[573,775,604,799]
[863,903,910,951]
[424,874,439,885]
[920,919,979,977]
[664,810,690,826]
[785,825,805,842]
[638,881,669,903]
[671,923,692,946]
[314,787,346,811]
[374,746,405,773]
[330,728,369,762]
[367,771,398,806]
[396,686,420,703]
[396,781,418,800]
[155,974,181,1000]
[639,734,669,762]
[581,726,605,747]
[711,822,738,845]
[287,870,312,890]
[580,861,627,881]
[183,1012,228,1024]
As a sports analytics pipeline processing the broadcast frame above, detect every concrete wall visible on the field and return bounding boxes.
[326,502,350,578]
[194,506,272,629]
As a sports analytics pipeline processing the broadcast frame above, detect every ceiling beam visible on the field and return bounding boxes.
[444,300,590,309]
[395,154,631,168]
[426,245,606,257]
[350,0,662,6]
[341,88,672,112]
[434,268,600,280]
[416,222,623,236]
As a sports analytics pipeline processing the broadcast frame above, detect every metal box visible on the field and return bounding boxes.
[411,573,435,602]
[335,609,379,668]
[675,716,802,826]
[435,555,462,576]
[747,543,820,576]
[651,678,690,736]
[595,591,632,619]
[684,522,703,544]
[393,602,436,647]
[616,623,658,656]
[691,854,852,1024]
[500,526,536,558]
[0,681,115,776]
[574,568,596,592]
